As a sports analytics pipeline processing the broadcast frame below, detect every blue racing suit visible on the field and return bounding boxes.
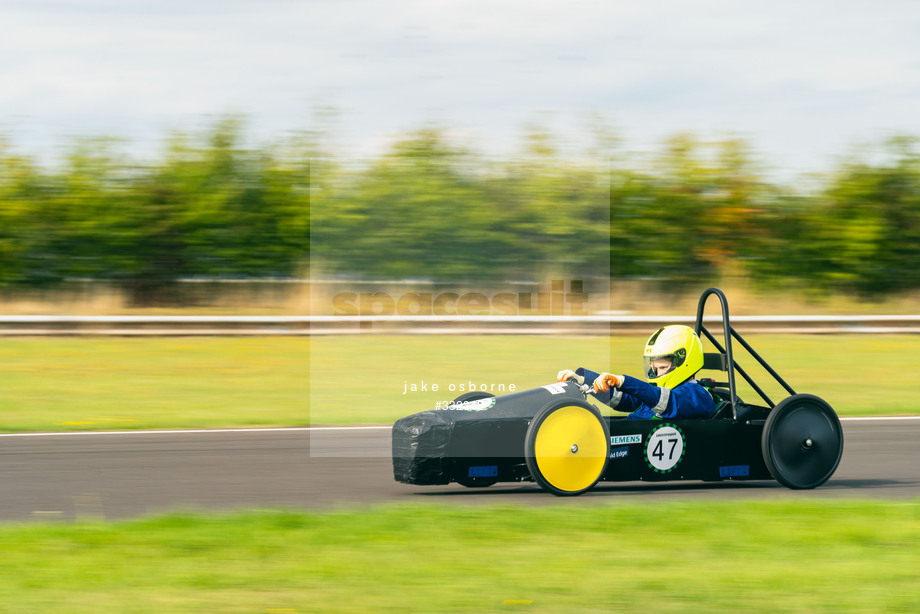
[576,367,715,420]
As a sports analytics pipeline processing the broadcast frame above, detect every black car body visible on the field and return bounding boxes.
[392,288,843,495]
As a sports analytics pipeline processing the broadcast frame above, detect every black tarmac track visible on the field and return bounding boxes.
[1,419,917,521]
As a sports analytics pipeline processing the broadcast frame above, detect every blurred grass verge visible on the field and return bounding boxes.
[311,334,919,423]
[0,334,916,433]
[0,337,308,432]
[0,500,916,613]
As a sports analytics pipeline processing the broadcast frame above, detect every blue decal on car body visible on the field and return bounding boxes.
[719,465,750,477]
[469,465,499,478]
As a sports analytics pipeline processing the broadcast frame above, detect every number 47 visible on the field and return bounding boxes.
[652,438,679,461]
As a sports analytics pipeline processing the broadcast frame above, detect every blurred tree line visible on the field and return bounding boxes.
[0,119,311,304]
[2,117,920,304]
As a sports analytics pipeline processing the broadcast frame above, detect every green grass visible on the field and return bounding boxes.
[0,501,917,613]
[308,335,612,424]
[309,334,920,423]
[0,334,916,432]
[0,337,308,432]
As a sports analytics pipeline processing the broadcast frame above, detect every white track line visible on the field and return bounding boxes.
[0,418,916,438]
[839,416,920,421]
[0,426,390,437]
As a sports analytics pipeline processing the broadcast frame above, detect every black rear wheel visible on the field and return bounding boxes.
[762,394,843,489]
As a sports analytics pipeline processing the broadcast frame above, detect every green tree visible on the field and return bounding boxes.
[810,137,920,294]
[121,118,310,304]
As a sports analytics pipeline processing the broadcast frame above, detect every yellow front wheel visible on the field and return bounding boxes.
[525,399,610,496]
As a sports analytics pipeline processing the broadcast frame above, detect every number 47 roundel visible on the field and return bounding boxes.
[645,424,685,473]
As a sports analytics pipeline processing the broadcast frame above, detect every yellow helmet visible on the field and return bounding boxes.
[643,325,704,389]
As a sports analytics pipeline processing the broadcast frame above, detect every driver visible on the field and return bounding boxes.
[557,325,715,420]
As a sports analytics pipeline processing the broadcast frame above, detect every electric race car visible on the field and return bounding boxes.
[392,288,844,495]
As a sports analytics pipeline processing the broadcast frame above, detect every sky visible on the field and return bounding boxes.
[3,0,920,176]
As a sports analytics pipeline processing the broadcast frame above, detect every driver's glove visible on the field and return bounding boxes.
[556,369,584,384]
[593,372,624,392]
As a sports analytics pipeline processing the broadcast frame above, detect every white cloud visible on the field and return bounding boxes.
[1,0,920,174]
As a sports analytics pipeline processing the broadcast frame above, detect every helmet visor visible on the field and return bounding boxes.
[644,348,687,380]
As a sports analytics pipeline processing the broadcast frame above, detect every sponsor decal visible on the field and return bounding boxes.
[644,424,686,473]
[719,465,750,478]
[452,397,497,411]
[609,446,629,460]
[610,434,642,445]
[542,383,568,395]
[468,465,498,478]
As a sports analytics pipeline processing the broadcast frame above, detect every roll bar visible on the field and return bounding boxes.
[693,288,796,419]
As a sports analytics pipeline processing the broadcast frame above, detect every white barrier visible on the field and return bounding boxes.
[1,314,920,335]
